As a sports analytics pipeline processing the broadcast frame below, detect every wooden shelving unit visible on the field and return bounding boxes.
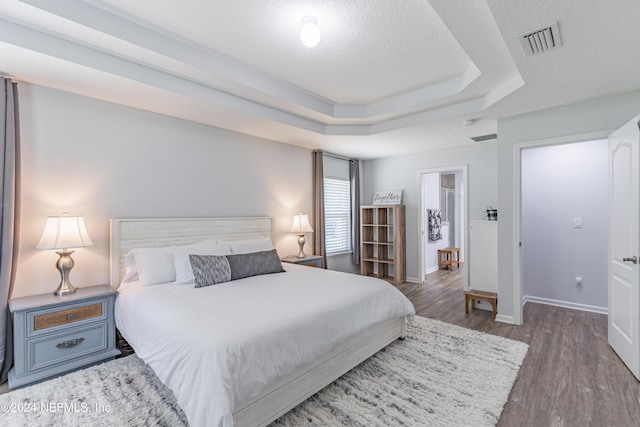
[360,205,406,284]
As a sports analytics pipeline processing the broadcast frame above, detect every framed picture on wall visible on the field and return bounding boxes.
[372,189,403,205]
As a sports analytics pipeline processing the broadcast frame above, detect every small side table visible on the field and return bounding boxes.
[281,254,323,268]
[8,285,120,389]
[465,289,498,320]
[438,247,460,270]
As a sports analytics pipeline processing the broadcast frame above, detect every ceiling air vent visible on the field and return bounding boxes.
[471,134,497,143]
[518,21,562,56]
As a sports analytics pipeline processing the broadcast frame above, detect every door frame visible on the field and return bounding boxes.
[512,130,612,324]
[417,164,468,288]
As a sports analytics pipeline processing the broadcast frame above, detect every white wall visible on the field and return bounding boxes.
[14,84,313,298]
[454,169,463,252]
[424,172,441,274]
[363,142,497,282]
[522,140,608,310]
[497,89,640,323]
[418,172,451,275]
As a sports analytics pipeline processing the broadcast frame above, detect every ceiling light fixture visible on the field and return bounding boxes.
[300,16,320,48]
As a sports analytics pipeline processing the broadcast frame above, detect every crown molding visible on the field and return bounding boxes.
[9,0,524,135]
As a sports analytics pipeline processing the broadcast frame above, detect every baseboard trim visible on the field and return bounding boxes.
[424,266,439,275]
[523,295,607,315]
[495,314,515,324]
[406,276,419,284]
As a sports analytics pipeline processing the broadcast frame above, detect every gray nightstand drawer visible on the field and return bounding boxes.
[28,299,107,337]
[9,285,120,389]
[34,302,102,330]
[29,323,108,372]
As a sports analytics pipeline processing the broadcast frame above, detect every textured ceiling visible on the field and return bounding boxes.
[99,0,473,104]
[0,0,639,159]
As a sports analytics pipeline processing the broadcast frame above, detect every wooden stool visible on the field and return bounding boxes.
[465,289,498,320]
[437,247,460,270]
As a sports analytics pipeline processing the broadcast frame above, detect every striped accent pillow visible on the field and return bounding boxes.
[225,249,284,281]
[188,255,231,288]
[189,250,285,288]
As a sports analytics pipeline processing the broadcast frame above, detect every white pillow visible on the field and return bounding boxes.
[172,242,231,284]
[223,237,273,255]
[123,239,225,286]
[133,247,176,286]
[121,251,139,282]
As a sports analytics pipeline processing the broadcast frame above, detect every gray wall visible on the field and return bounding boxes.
[362,142,498,282]
[522,140,608,311]
[15,84,313,298]
[18,82,640,318]
[497,90,640,322]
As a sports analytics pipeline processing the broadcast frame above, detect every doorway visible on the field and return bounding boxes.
[418,165,468,288]
[512,130,612,324]
[521,140,608,313]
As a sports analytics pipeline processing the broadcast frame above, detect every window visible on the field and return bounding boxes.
[324,177,351,254]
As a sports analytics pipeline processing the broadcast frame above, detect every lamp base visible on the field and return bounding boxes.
[54,281,76,296]
[54,250,77,296]
[296,234,307,258]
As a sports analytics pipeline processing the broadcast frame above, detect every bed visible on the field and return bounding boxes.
[110,217,415,427]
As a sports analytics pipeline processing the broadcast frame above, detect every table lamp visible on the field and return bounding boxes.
[291,213,313,258]
[36,214,94,296]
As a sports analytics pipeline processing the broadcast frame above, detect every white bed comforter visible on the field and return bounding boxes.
[115,264,415,427]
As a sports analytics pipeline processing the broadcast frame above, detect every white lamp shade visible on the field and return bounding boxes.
[36,216,94,250]
[291,214,314,233]
[300,16,320,47]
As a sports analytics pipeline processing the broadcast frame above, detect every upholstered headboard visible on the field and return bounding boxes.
[109,217,273,286]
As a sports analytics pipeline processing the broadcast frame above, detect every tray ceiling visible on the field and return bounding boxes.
[1,0,639,158]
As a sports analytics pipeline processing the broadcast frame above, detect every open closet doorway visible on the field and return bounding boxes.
[418,165,468,289]
[521,139,608,313]
[512,130,612,325]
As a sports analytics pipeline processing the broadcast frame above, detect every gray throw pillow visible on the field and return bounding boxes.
[189,254,232,288]
[225,249,285,281]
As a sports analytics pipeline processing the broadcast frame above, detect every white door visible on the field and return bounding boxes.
[608,114,640,379]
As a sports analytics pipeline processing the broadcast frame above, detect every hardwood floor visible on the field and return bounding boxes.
[394,266,640,426]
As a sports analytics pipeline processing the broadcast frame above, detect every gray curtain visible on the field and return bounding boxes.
[0,78,20,384]
[350,159,360,266]
[312,150,327,269]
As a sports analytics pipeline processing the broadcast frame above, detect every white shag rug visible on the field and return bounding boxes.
[0,317,528,427]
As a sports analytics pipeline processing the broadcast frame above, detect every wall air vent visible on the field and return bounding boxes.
[518,21,562,56]
[471,134,497,143]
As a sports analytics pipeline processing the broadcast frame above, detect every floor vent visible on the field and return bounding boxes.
[471,134,497,143]
[518,21,562,56]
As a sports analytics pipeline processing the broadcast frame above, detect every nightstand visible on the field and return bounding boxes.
[281,254,323,268]
[8,285,120,389]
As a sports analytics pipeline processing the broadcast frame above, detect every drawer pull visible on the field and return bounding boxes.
[67,314,75,320]
[56,337,85,349]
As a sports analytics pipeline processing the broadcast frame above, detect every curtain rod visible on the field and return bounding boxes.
[321,151,355,162]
